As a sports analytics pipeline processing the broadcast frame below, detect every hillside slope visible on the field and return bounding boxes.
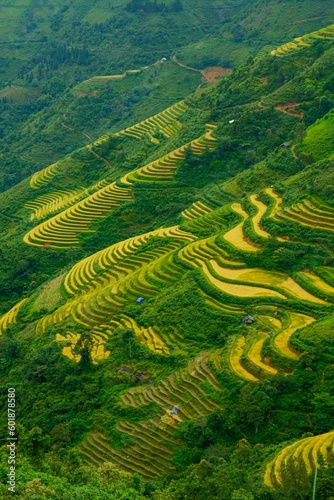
[1,0,334,192]
[0,24,334,500]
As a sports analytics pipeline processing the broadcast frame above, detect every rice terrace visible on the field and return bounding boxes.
[0,1,334,499]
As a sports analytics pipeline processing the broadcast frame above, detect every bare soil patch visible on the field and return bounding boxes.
[201,66,232,83]
[75,90,98,97]
[275,102,304,118]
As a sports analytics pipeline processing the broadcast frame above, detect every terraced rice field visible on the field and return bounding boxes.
[229,310,314,382]
[229,336,259,382]
[79,353,222,477]
[121,352,222,416]
[30,163,59,189]
[56,313,168,360]
[201,262,285,299]
[256,314,282,331]
[298,271,334,296]
[24,182,133,248]
[316,266,334,286]
[89,179,110,191]
[120,125,217,184]
[56,332,82,362]
[64,226,194,296]
[67,249,180,329]
[0,299,28,334]
[36,227,192,341]
[79,424,178,480]
[182,205,228,233]
[247,332,277,375]
[199,291,244,315]
[264,431,334,489]
[178,235,231,269]
[25,124,216,249]
[182,201,212,220]
[273,312,314,360]
[56,325,113,363]
[68,271,157,327]
[209,262,327,304]
[209,349,224,372]
[271,24,334,57]
[116,101,187,143]
[275,197,334,232]
[116,315,169,354]
[76,65,150,89]
[25,188,88,220]
[264,188,282,218]
[249,194,271,238]
[223,203,259,252]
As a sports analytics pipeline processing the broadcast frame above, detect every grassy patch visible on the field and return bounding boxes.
[32,273,66,313]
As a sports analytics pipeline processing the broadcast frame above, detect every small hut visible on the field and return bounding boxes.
[242,315,255,324]
[136,297,145,304]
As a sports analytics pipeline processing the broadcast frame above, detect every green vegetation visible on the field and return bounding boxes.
[298,109,334,161]
[1,0,334,192]
[271,23,334,57]
[1,8,334,500]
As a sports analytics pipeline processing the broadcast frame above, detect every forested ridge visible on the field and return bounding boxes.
[0,3,334,499]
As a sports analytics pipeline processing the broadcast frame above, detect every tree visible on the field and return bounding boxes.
[278,456,311,499]
[295,122,306,145]
[73,330,95,369]
[231,489,254,500]
[21,427,51,467]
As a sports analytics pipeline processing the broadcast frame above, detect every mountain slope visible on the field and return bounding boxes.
[1,0,334,193]
[0,24,334,500]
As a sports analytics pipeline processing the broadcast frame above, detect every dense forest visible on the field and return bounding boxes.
[0,1,334,499]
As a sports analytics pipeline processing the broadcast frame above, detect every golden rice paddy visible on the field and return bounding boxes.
[202,262,285,299]
[209,261,327,304]
[229,336,259,382]
[298,271,334,295]
[247,332,277,375]
[249,194,271,238]
[223,203,259,252]
[264,431,334,488]
[273,312,314,360]
[264,188,282,218]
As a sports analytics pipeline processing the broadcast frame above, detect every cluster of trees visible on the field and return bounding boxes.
[1,311,334,499]
[125,0,183,13]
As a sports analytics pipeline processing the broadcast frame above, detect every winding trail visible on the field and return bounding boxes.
[291,144,298,159]
[87,144,113,170]
[172,55,207,78]
[61,121,74,131]
[275,102,304,118]
[62,114,113,170]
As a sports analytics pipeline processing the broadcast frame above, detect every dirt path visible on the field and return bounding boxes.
[88,145,113,170]
[291,144,298,159]
[172,55,205,77]
[292,16,322,24]
[172,56,232,88]
[82,131,94,142]
[62,114,112,170]
[61,114,75,131]
[275,103,304,118]
[257,101,304,118]
[267,15,324,29]
[61,122,74,131]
